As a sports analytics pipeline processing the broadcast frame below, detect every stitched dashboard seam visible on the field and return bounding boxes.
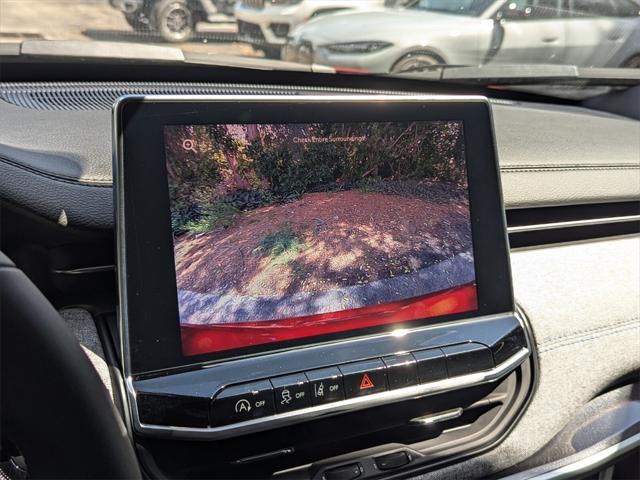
[3,152,639,189]
[0,155,111,187]
[539,321,640,354]
[539,317,640,347]
[501,165,639,173]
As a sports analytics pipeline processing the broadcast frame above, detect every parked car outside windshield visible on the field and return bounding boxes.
[235,0,385,59]
[284,0,640,73]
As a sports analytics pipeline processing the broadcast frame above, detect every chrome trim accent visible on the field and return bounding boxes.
[118,94,489,104]
[53,265,115,275]
[232,448,295,465]
[113,95,132,379]
[410,408,463,425]
[502,432,640,480]
[507,215,640,235]
[125,347,529,439]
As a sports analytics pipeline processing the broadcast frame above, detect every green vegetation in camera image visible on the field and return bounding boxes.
[181,202,239,234]
[253,224,305,259]
[165,121,467,238]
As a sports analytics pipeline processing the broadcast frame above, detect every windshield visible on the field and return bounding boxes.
[1,0,639,95]
[406,0,494,16]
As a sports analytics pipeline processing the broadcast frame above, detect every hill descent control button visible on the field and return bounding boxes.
[210,380,275,426]
[270,373,310,413]
[339,359,387,398]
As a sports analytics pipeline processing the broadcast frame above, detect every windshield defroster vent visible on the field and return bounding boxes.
[0,82,412,111]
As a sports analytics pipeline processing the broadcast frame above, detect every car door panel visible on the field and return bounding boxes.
[563,0,640,67]
[491,0,566,64]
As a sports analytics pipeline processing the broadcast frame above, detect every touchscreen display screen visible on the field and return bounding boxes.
[164,122,478,357]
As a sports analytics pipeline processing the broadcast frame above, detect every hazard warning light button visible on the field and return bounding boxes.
[339,359,387,398]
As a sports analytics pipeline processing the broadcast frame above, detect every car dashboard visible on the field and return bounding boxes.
[0,79,638,480]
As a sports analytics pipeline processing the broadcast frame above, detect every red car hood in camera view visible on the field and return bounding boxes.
[181,282,477,356]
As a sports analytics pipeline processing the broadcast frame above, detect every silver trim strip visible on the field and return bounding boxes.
[127,347,529,440]
[53,265,115,275]
[507,215,640,234]
[232,448,295,465]
[503,432,640,480]
[410,408,463,425]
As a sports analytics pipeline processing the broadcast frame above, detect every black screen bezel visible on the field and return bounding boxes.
[115,96,513,375]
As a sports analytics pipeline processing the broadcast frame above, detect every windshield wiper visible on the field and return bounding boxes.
[393,63,640,87]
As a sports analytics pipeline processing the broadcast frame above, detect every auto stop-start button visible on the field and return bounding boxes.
[339,359,387,398]
[210,379,275,426]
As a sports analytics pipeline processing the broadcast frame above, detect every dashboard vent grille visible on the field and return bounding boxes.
[0,82,412,111]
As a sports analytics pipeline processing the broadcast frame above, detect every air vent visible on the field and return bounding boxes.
[0,82,411,111]
[507,201,640,248]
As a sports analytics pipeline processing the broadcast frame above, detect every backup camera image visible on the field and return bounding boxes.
[164,122,477,357]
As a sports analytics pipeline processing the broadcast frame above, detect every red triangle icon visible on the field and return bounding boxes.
[359,373,375,390]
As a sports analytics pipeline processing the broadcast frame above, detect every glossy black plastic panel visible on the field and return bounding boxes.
[412,349,447,384]
[137,392,210,428]
[382,354,419,390]
[133,314,528,431]
[442,342,494,377]
[491,324,530,365]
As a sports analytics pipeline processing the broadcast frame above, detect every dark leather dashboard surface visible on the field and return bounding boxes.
[0,83,639,229]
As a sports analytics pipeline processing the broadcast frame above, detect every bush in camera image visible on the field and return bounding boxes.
[164,122,477,355]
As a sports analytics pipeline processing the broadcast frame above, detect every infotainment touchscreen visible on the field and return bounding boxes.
[163,121,478,357]
[116,96,512,375]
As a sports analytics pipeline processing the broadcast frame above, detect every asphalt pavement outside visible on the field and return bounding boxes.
[0,0,259,57]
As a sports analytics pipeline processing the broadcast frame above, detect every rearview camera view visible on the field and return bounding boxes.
[164,121,477,357]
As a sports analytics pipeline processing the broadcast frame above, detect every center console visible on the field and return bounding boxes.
[114,96,535,478]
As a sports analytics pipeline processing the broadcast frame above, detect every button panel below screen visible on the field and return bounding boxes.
[210,342,496,426]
